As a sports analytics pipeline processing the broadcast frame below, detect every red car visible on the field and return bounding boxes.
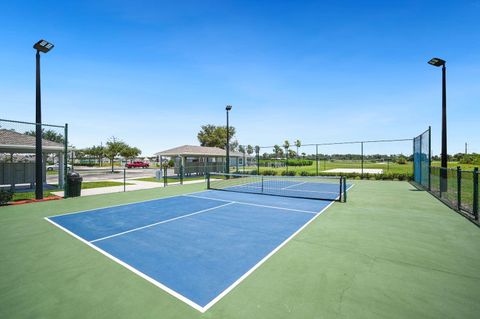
[125,161,150,168]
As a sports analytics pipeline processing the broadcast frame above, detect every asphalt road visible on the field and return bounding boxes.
[46,167,173,183]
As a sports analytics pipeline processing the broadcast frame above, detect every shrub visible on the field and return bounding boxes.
[261,169,277,176]
[281,170,296,176]
[285,159,313,166]
[299,171,310,176]
[0,189,13,205]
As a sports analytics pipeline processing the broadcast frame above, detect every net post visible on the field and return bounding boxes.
[261,175,264,193]
[338,176,342,202]
[63,123,69,199]
[473,167,478,220]
[207,172,211,189]
[457,166,461,211]
[343,176,347,202]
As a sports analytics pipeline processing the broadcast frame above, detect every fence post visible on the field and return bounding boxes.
[361,142,364,178]
[64,123,69,199]
[457,166,461,211]
[256,150,260,174]
[163,165,167,187]
[123,168,126,192]
[316,144,319,176]
[473,167,478,220]
[428,126,432,190]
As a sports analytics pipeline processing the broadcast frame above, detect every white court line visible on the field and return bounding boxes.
[46,189,211,219]
[183,194,317,214]
[44,217,206,312]
[44,185,355,313]
[201,199,337,312]
[90,202,234,243]
[281,181,307,190]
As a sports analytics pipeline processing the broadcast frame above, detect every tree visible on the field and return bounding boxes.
[294,139,301,157]
[120,146,141,163]
[238,145,245,154]
[104,137,128,172]
[197,124,236,149]
[84,145,105,165]
[247,145,254,155]
[273,145,283,158]
[25,129,64,143]
[283,140,290,151]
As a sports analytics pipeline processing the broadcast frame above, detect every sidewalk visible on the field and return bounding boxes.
[52,178,205,197]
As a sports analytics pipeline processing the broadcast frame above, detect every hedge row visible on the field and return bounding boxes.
[247,170,413,181]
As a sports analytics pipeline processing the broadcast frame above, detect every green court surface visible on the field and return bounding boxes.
[1,181,479,319]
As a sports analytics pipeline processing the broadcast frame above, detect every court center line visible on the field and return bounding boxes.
[90,202,234,243]
[281,181,307,190]
[183,194,318,214]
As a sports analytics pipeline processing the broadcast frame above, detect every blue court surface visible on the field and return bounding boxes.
[46,189,340,312]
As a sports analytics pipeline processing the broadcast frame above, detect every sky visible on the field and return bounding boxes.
[1,0,479,156]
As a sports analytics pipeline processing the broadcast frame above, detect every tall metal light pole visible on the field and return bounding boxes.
[428,57,447,192]
[33,40,54,200]
[225,105,232,174]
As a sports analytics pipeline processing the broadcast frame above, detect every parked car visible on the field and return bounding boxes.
[46,164,73,171]
[125,161,150,169]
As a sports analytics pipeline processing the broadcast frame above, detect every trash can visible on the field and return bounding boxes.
[66,171,83,197]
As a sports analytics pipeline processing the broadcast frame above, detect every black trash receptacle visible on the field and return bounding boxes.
[66,171,83,197]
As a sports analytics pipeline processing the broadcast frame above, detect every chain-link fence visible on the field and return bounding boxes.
[249,138,413,180]
[413,127,479,223]
[429,166,479,221]
[0,118,69,201]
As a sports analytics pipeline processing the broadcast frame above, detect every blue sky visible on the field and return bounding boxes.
[1,0,479,156]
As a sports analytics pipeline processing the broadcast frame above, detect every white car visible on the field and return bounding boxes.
[46,164,73,171]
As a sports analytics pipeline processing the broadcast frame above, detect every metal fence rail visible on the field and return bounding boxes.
[428,166,479,222]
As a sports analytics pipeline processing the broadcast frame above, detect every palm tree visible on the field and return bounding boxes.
[295,139,301,158]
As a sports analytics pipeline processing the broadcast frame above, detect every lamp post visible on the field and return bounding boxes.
[33,40,54,200]
[428,57,447,192]
[225,105,232,174]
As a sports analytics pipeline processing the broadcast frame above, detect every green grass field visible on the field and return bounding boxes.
[1,181,479,318]
[81,181,133,189]
[239,160,479,176]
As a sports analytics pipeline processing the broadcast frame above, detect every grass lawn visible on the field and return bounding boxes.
[252,160,414,175]
[81,181,134,189]
[431,161,479,170]
[12,191,56,201]
[135,176,206,183]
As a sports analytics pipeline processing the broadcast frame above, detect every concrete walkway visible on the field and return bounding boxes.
[52,178,206,197]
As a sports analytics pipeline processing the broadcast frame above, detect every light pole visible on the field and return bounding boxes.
[428,57,447,192]
[225,105,232,174]
[33,40,54,200]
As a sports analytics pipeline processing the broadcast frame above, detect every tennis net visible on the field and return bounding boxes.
[207,172,347,202]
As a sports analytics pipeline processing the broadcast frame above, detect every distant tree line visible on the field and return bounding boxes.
[81,137,141,172]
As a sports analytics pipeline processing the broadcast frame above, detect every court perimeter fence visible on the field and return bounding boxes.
[237,137,415,180]
[413,127,479,224]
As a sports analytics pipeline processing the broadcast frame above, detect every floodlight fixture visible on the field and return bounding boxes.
[428,58,445,67]
[33,40,54,53]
